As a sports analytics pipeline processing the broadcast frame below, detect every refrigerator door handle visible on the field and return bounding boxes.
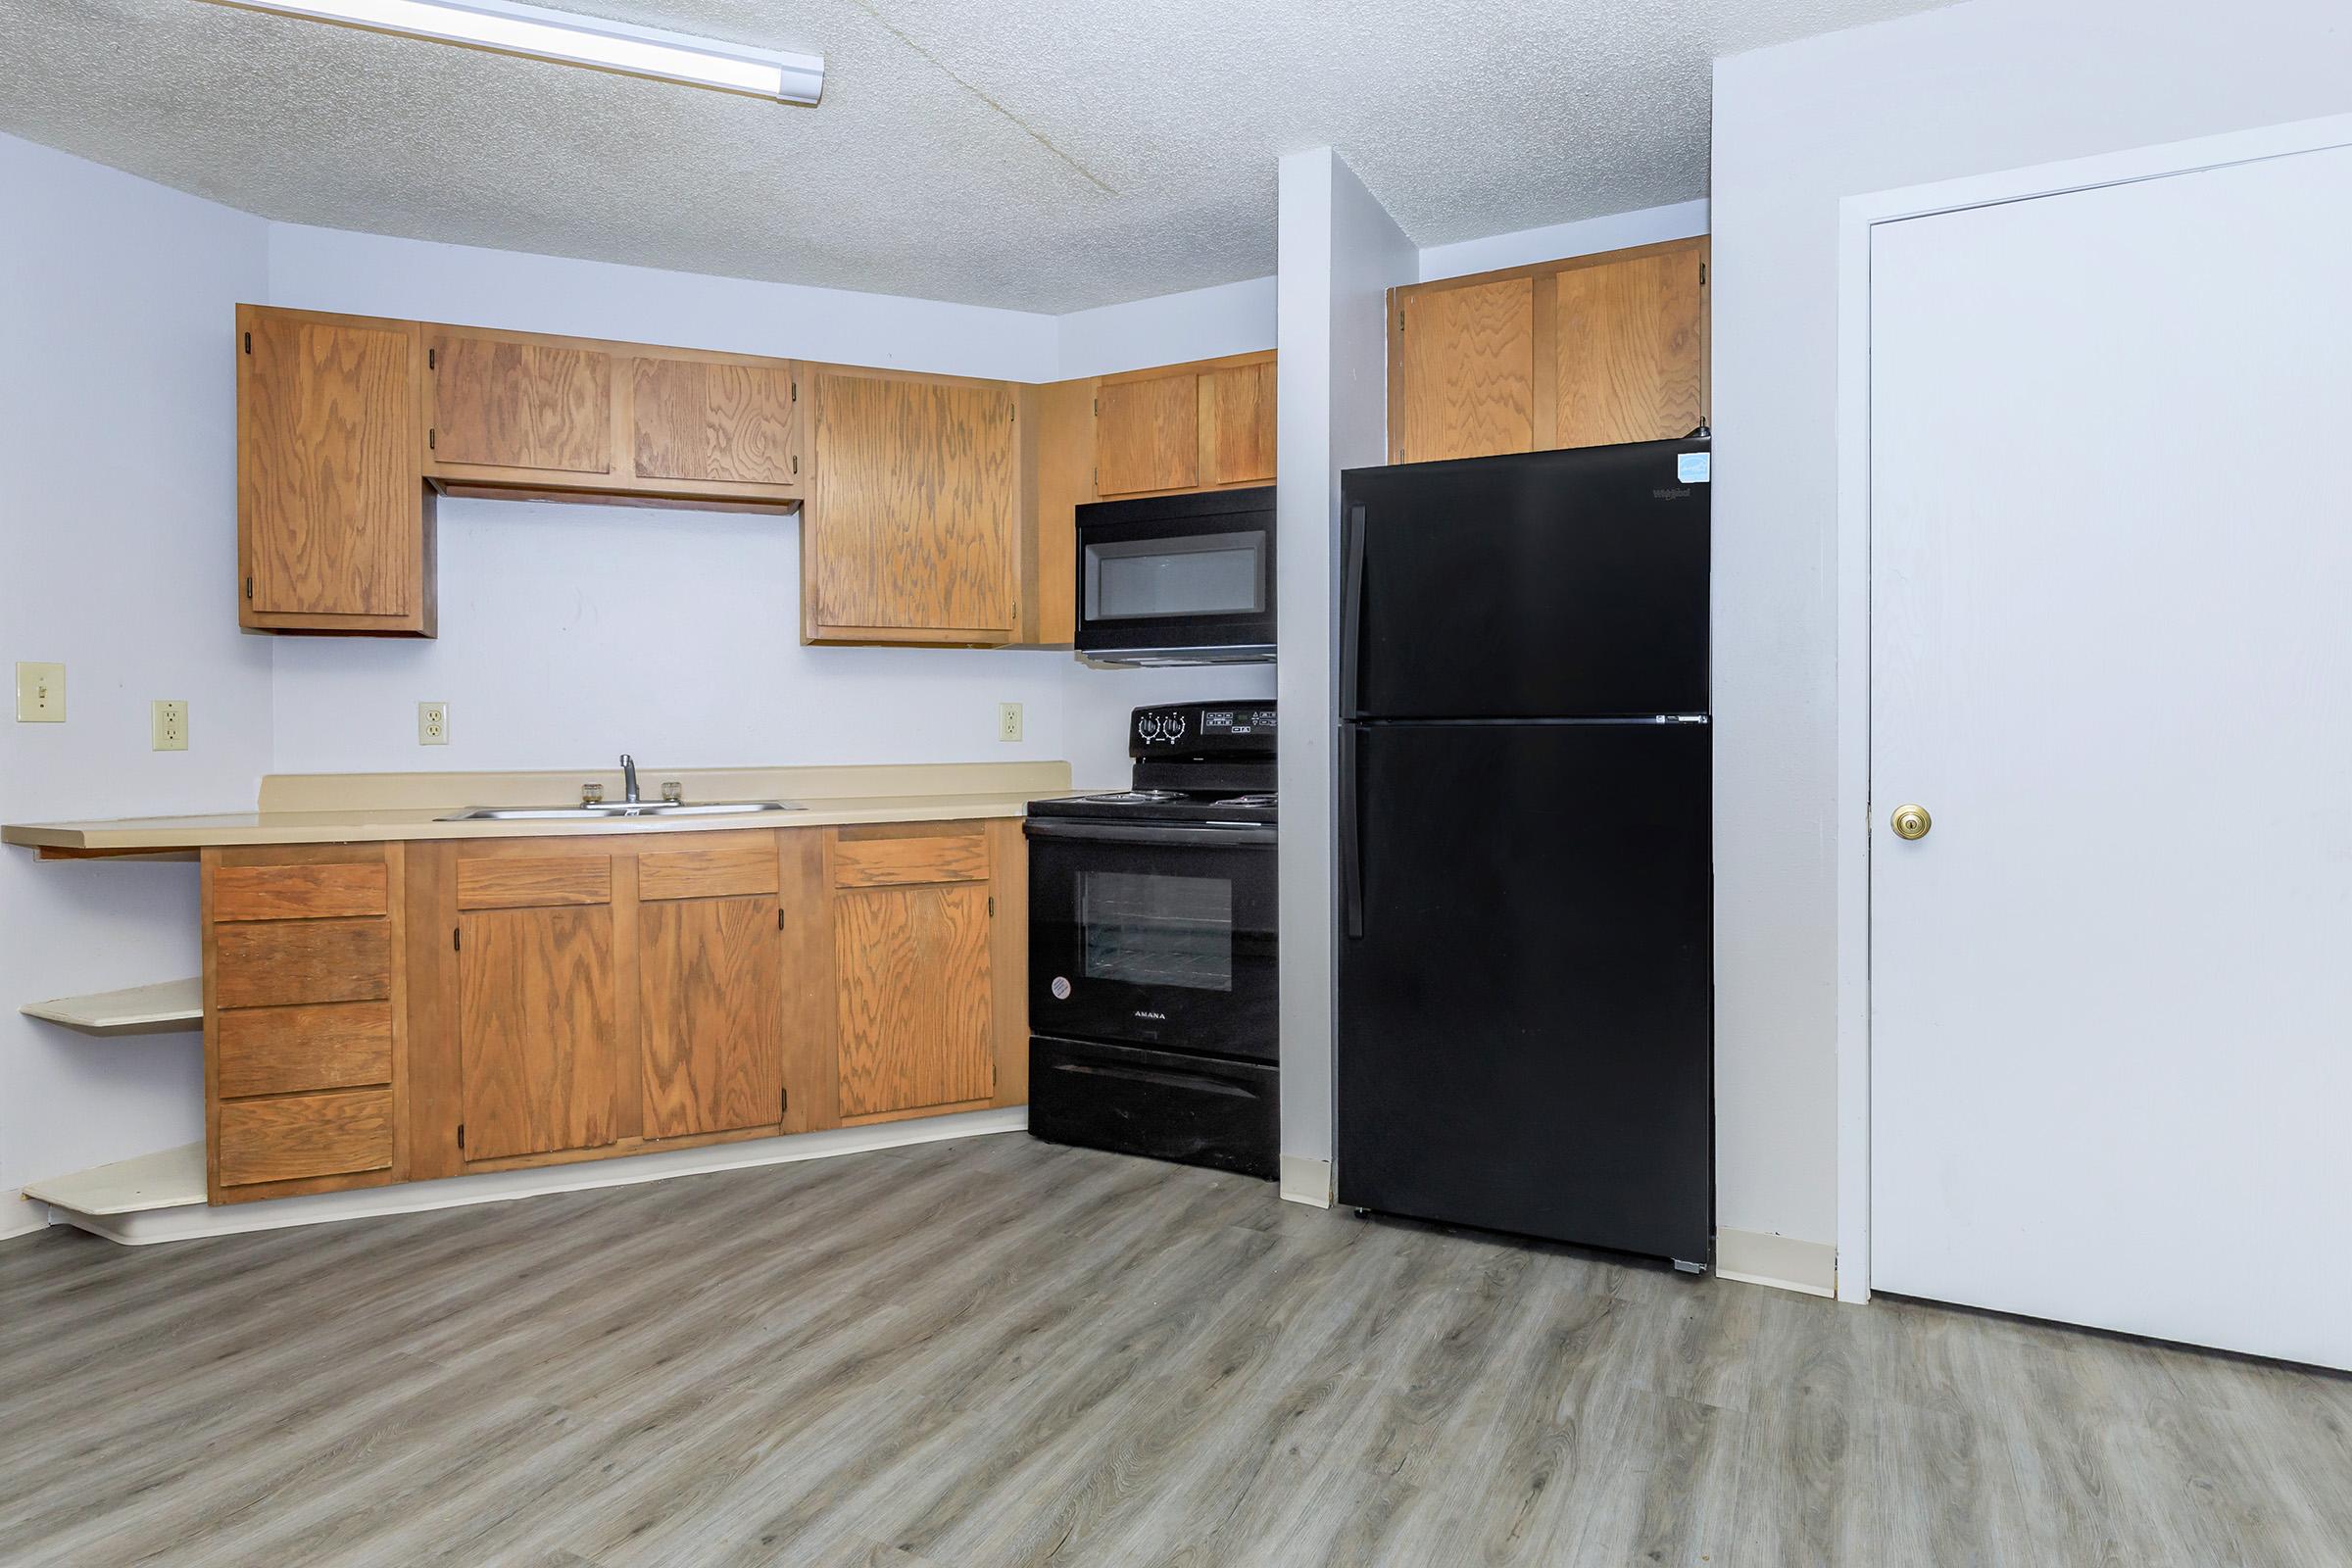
[1339,503,1367,720]
[1340,724,1364,939]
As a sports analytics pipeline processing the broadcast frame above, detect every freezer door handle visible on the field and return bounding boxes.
[1339,503,1367,720]
[1340,724,1364,938]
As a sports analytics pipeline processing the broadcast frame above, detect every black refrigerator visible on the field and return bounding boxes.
[1335,438,1713,1268]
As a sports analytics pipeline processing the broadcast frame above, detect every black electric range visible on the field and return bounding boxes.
[1024,701,1279,1179]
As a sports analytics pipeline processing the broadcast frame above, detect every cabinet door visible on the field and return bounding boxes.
[1393,275,1536,465]
[640,895,786,1139]
[1205,361,1277,486]
[1553,243,1708,449]
[630,355,799,488]
[1096,371,1200,496]
[425,327,612,475]
[835,883,995,1119]
[459,904,620,1161]
[237,306,431,633]
[805,368,1018,642]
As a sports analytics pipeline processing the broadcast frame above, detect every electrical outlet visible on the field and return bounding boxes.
[15,662,65,722]
[998,702,1024,742]
[151,700,188,751]
[417,701,450,746]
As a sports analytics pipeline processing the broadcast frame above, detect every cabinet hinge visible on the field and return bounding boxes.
[242,330,252,356]
[427,428,436,452]
[452,926,461,951]
[457,1123,466,1152]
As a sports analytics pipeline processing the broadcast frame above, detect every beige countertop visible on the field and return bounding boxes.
[4,760,1086,852]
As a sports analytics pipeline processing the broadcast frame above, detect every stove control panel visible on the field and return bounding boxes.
[1131,702,1277,757]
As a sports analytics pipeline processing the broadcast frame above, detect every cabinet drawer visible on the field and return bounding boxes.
[213,861,388,922]
[214,918,391,1009]
[218,1002,394,1099]
[457,855,612,909]
[218,1088,394,1188]
[832,831,990,888]
[639,841,779,902]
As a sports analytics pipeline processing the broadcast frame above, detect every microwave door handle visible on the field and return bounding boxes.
[1340,504,1367,720]
[1340,724,1364,939]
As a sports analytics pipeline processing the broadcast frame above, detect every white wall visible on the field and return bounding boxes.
[1418,198,1709,283]
[1711,0,2352,1254]
[0,134,273,1220]
[1056,276,1278,379]
[1273,150,1415,1197]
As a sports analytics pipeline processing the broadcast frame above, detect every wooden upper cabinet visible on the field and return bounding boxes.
[1092,352,1278,498]
[629,353,800,491]
[237,305,434,636]
[1393,275,1537,465]
[1389,237,1709,463]
[1206,360,1277,485]
[424,327,612,476]
[804,368,1021,644]
[1097,372,1200,496]
[1553,243,1708,450]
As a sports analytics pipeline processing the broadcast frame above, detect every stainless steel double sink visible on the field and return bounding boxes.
[436,801,805,822]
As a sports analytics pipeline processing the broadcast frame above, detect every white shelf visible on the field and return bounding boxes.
[20,978,201,1034]
[24,1142,206,1218]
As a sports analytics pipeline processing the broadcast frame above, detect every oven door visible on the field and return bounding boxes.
[1073,488,1276,661]
[1025,818,1278,1060]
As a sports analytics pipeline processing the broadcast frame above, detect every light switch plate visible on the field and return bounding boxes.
[417,701,450,746]
[998,702,1023,742]
[151,700,188,751]
[15,662,65,722]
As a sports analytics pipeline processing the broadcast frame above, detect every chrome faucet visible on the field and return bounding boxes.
[620,754,640,805]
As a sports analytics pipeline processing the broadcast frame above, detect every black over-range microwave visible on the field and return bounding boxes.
[1072,486,1275,664]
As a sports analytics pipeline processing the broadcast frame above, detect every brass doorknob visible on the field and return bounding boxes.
[1890,804,1933,841]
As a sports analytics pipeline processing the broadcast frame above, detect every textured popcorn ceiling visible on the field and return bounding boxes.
[3,0,1952,312]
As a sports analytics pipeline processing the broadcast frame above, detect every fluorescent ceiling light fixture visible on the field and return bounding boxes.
[201,0,824,103]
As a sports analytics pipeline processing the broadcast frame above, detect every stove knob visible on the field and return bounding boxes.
[1166,712,1187,740]
[1137,714,1159,742]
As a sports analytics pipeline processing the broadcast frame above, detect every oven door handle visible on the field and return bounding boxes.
[1023,819,1278,849]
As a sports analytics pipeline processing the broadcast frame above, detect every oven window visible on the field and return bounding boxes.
[1081,871,1234,991]
[1086,531,1265,621]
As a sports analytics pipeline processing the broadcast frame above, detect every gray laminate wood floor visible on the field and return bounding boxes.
[3,1135,2347,1567]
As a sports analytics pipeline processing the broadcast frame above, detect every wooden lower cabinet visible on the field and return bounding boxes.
[458,903,621,1161]
[836,881,995,1119]
[202,843,408,1204]
[200,822,1025,1202]
[639,894,786,1139]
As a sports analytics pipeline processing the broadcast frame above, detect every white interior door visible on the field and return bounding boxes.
[1869,144,2352,1369]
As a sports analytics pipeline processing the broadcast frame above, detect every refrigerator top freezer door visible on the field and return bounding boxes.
[1342,441,1709,721]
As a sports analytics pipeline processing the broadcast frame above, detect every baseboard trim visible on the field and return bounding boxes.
[1717,1227,1837,1298]
[1,1190,47,1241]
[40,1109,1029,1247]
[1278,1153,1332,1208]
